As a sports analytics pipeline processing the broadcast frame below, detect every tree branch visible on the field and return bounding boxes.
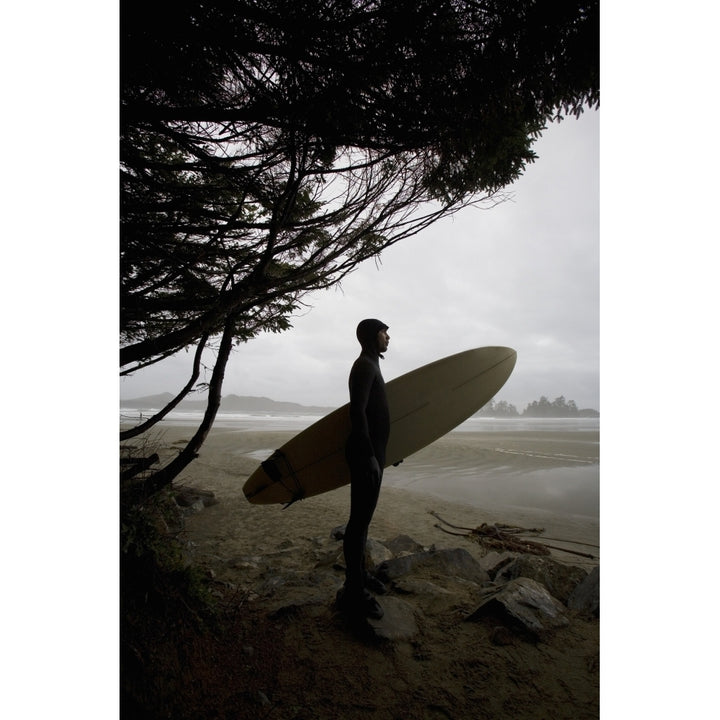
[120,332,211,440]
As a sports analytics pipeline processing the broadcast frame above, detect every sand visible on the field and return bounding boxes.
[125,422,600,719]
[155,424,599,572]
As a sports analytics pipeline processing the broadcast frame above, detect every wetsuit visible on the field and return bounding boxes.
[343,319,390,599]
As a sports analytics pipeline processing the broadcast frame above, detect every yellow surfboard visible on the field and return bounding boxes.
[243,346,517,505]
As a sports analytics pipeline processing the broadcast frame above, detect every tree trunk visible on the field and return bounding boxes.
[137,313,237,499]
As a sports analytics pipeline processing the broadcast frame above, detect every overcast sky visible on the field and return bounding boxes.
[120,110,599,411]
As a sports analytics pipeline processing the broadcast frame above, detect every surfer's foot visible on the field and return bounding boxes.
[364,572,387,595]
[336,587,384,620]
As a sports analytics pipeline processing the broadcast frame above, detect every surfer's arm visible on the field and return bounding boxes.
[348,359,375,458]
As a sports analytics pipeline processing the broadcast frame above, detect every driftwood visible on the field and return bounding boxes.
[430,511,598,560]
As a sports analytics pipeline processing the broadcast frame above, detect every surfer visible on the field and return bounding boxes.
[337,318,391,620]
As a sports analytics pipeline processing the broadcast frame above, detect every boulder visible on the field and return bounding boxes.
[477,551,516,575]
[391,578,454,597]
[383,534,425,556]
[365,538,393,567]
[376,547,489,585]
[466,577,569,641]
[332,537,393,572]
[389,577,459,617]
[493,556,588,604]
[174,487,218,508]
[567,565,599,617]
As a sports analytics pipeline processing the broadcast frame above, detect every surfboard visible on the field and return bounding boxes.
[242,346,517,505]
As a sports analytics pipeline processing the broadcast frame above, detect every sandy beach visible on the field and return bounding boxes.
[153,423,599,574]
[124,421,599,719]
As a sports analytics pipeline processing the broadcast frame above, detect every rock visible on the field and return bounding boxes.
[256,566,343,599]
[365,538,393,567]
[332,537,392,571]
[466,577,569,641]
[330,524,346,540]
[391,578,454,597]
[180,499,206,515]
[390,578,458,616]
[485,554,516,579]
[365,596,420,641]
[567,565,599,617]
[313,546,343,570]
[376,547,489,585]
[493,556,588,604]
[174,487,218,508]
[383,534,425,556]
[478,551,516,575]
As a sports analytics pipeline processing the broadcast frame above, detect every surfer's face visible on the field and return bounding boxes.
[377,329,390,353]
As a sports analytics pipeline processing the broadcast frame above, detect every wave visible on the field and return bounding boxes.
[120,410,599,434]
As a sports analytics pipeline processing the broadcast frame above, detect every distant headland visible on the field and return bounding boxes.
[120,392,335,416]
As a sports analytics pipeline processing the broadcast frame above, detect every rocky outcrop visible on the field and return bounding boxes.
[490,555,589,604]
[242,530,599,644]
[376,546,490,585]
[466,577,570,641]
[187,502,598,645]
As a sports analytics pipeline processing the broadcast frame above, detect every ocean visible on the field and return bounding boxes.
[120,407,599,434]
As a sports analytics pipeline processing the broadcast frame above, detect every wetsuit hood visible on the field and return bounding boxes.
[356,318,389,357]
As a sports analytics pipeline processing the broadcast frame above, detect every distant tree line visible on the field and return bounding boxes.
[477,396,599,418]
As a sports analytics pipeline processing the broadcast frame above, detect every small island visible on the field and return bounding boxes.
[475,395,599,419]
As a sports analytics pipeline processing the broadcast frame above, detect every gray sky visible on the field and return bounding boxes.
[121,110,599,412]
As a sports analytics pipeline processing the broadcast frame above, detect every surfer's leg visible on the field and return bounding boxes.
[358,468,383,573]
[344,467,382,595]
[344,475,370,593]
[340,490,384,620]
[339,460,384,618]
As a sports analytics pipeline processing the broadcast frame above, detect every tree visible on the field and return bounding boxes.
[475,399,519,417]
[494,400,520,418]
[120,0,599,500]
[522,395,584,417]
